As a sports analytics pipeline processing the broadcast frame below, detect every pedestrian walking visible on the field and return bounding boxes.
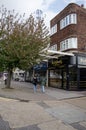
[36,74,41,87]
[3,73,7,85]
[32,75,38,92]
[40,76,46,93]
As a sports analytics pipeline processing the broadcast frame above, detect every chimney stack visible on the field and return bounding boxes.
[81,4,84,8]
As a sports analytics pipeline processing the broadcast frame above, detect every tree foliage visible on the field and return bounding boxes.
[0,6,49,88]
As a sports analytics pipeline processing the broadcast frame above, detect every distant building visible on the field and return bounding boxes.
[49,3,86,90]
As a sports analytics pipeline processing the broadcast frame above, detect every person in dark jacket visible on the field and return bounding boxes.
[32,76,37,92]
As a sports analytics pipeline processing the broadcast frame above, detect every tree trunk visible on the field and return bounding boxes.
[6,68,12,88]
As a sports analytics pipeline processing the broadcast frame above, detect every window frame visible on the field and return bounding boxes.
[50,24,57,36]
[60,37,77,51]
[60,13,77,29]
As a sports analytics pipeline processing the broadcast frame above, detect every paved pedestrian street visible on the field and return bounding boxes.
[0,81,86,130]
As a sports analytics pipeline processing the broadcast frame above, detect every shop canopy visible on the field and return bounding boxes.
[40,49,74,59]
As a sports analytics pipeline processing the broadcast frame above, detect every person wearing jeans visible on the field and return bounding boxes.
[40,76,46,93]
[32,76,37,92]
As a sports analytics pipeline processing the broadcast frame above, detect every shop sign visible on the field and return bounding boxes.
[33,62,47,70]
[52,60,62,66]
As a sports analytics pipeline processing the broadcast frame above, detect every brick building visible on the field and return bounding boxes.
[48,3,86,90]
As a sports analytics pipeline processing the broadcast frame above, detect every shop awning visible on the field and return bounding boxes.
[40,49,74,60]
[47,50,74,56]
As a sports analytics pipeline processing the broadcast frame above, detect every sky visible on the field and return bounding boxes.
[0,0,86,28]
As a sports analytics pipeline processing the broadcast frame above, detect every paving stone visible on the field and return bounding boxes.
[80,121,86,127]
[71,122,86,130]
[13,124,40,130]
[0,81,86,130]
[46,103,86,124]
[38,120,77,130]
[46,89,84,100]
[37,101,50,109]
[0,115,11,130]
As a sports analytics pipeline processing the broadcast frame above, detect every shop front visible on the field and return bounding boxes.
[48,53,86,90]
[48,58,63,88]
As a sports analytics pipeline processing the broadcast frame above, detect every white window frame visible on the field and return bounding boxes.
[60,13,77,29]
[50,24,57,36]
[49,44,57,51]
[60,37,77,51]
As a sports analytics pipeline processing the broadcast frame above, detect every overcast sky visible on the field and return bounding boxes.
[0,0,86,28]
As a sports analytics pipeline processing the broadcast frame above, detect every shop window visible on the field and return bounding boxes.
[49,69,62,88]
[69,67,77,86]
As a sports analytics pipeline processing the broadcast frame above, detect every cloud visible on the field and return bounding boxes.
[44,10,57,29]
[1,0,85,28]
[40,0,57,28]
[0,0,43,15]
[1,0,56,14]
[41,0,56,10]
[0,0,56,27]
[63,0,76,3]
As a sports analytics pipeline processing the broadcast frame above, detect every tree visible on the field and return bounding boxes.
[0,6,49,88]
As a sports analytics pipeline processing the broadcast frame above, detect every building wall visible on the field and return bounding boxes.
[77,7,86,50]
[50,3,86,52]
[49,3,86,90]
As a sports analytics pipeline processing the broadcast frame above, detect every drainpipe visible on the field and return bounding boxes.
[66,64,69,90]
[76,54,80,90]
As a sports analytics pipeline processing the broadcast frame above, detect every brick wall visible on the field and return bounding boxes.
[50,3,86,52]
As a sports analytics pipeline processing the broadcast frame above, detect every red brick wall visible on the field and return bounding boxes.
[50,3,86,52]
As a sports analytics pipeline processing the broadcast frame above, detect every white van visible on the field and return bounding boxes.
[13,68,25,81]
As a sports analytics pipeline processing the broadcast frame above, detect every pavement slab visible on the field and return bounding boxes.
[71,122,86,130]
[45,102,86,124]
[46,89,85,100]
[38,120,77,130]
[0,81,86,130]
[12,124,41,130]
[64,97,86,112]
[80,121,86,127]
[0,100,55,128]
[0,115,11,130]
